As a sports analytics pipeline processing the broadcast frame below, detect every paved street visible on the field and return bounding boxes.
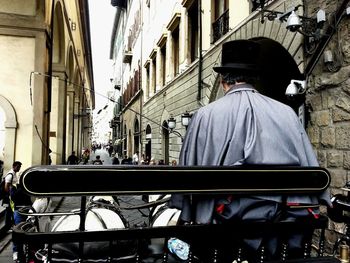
[0,149,148,262]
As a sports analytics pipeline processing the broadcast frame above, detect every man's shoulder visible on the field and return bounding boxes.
[5,170,14,177]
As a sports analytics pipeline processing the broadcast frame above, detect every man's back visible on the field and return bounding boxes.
[180,84,315,167]
[174,84,329,223]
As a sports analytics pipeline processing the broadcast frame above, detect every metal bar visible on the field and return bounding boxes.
[13,216,328,244]
[20,165,330,197]
[78,196,87,261]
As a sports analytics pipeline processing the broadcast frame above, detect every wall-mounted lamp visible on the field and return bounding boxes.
[285,80,306,99]
[261,6,325,38]
[324,49,341,72]
[257,4,327,54]
[167,112,193,141]
[181,111,192,129]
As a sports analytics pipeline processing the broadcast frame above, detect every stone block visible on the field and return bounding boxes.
[336,126,350,149]
[327,151,343,168]
[307,126,320,145]
[335,95,350,113]
[321,127,335,148]
[328,168,347,188]
[333,109,350,122]
[308,94,323,112]
[317,150,326,167]
[344,151,350,169]
[316,110,330,126]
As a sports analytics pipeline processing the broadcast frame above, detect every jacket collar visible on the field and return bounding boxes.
[225,83,257,96]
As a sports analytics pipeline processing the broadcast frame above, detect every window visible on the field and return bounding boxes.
[167,13,181,78]
[160,45,166,86]
[144,60,150,99]
[212,0,229,42]
[172,26,179,76]
[187,0,199,63]
[150,49,157,94]
[157,33,167,87]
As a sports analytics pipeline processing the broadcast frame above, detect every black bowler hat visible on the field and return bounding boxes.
[213,39,261,73]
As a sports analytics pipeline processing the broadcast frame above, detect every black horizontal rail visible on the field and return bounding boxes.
[13,215,328,244]
[20,165,330,197]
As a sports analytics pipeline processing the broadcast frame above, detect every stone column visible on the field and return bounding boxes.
[66,88,74,159]
[50,71,67,164]
[73,97,80,153]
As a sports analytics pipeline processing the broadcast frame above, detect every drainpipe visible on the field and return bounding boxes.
[48,0,54,113]
[304,0,350,77]
[197,0,203,101]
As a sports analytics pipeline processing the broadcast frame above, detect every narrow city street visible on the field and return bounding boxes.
[0,149,149,262]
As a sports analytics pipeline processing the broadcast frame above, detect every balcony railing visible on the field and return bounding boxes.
[212,9,229,43]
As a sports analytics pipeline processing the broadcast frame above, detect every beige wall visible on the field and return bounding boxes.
[1,0,37,16]
[0,35,35,171]
[0,0,94,170]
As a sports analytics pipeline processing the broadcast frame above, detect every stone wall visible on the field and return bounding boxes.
[305,0,350,249]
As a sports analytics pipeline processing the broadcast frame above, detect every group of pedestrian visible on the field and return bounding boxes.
[66,148,91,165]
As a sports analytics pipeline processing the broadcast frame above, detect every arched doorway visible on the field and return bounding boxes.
[162,121,169,165]
[133,118,140,154]
[123,124,127,158]
[128,129,132,157]
[145,124,152,162]
[0,95,17,171]
[250,37,304,111]
[212,37,305,124]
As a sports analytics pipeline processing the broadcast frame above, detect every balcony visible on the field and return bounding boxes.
[123,50,133,64]
[212,9,229,43]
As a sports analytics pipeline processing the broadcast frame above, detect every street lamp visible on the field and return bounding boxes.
[181,111,192,129]
[167,112,192,141]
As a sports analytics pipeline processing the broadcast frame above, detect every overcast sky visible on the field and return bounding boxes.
[88,0,115,111]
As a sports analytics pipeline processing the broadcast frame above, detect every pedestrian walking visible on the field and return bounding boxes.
[3,161,22,229]
[2,161,32,261]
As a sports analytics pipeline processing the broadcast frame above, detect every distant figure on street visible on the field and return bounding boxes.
[132,151,139,165]
[82,148,90,164]
[108,145,114,157]
[112,155,120,165]
[48,149,52,165]
[149,158,157,165]
[92,155,103,165]
[67,151,79,165]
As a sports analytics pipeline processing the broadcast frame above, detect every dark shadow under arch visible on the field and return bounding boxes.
[53,2,65,64]
[249,37,304,109]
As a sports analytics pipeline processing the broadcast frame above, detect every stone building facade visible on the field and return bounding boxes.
[110,0,350,243]
[0,0,94,171]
